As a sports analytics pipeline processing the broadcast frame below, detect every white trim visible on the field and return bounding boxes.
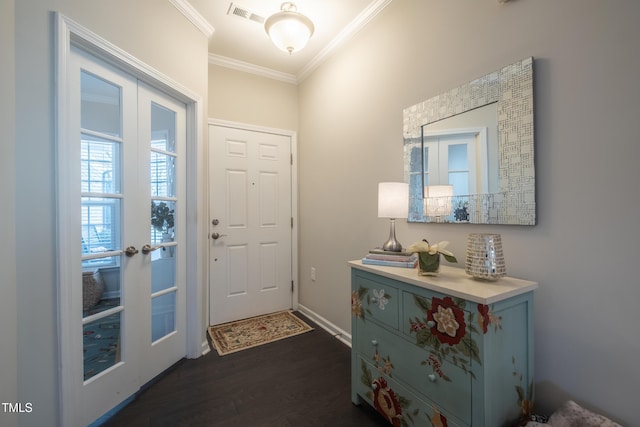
[201,340,211,356]
[55,12,205,426]
[298,0,393,82]
[297,304,352,348]
[207,118,299,317]
[208,53,298,85]
[169,0,215,38]
[207,0,393,84]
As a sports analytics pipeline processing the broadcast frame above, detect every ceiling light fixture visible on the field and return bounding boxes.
[264,2,315,54]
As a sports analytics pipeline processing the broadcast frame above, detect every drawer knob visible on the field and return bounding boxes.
[427,374,437,382]
[371,382,378,390]
[371,339,378,346]
[427,320,436,328]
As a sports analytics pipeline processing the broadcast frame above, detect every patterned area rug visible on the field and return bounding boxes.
[83,298,121,380]
[208,311,313,356]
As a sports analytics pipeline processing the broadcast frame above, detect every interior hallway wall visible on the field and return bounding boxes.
[208,63,298,131]
[297,0,640,425]
[0,0,18,426]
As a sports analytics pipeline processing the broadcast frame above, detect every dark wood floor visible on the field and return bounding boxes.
[100,313,390,426]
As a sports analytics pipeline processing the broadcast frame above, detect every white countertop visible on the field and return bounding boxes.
[349,260,538,305]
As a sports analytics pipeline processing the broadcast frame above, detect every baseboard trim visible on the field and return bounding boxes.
[297,304,351,348]
[201,340,211,356]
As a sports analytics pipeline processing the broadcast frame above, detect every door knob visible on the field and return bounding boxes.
[141,244,162,254]
[211,232,227,240]
[124,246,139,257]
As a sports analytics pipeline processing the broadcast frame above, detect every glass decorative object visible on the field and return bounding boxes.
[408,239,457,276]
[465,233,506,280]
[418,252,440,275]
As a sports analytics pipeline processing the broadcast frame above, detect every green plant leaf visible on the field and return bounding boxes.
[442,253,458,263]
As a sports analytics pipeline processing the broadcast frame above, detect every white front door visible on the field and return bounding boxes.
[209,125,293,325]
[59,46,187,426]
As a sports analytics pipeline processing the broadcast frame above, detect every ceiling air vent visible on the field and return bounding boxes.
[227,3,265,24]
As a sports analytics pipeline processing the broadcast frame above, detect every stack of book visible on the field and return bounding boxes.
[362,249,418,268]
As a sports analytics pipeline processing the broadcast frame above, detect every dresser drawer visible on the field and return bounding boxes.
[356,320,472,425]
[353,274,400,330]
[401,290,482,372]
[354,357,465,427]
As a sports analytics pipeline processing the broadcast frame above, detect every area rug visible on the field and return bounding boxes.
[208,310,313,356]
[83,298,121,380]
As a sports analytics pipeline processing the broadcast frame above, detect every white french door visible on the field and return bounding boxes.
[59,46,186,426]
[209,125,293,325]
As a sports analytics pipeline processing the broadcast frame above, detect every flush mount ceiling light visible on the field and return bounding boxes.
[264,2,315,54]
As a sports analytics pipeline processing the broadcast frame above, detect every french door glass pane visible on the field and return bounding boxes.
[150,152,176,198]
[83,311,122,380]
[81,136,121,193]
[150,200,175,245]
[81,197,120,256]
[150,102,176,152]
[81,72,121,137]
[151,292,176,342]
[82,264,121,316]
[152,254,176,294]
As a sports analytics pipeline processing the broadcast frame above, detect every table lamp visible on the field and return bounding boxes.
[378,182,409,252]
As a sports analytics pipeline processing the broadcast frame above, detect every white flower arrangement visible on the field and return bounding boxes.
[407,239,458,263]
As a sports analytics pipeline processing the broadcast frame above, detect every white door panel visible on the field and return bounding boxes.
[209,125,292,325]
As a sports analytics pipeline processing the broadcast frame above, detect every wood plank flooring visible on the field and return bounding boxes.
[99,313,389,426]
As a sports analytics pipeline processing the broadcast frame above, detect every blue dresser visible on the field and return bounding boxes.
[350,261,537,426]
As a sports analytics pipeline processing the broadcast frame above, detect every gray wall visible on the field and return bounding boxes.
[1,0,18,426]
[208,63,298,130]
[297,0,639,425]
[10,1,208,425]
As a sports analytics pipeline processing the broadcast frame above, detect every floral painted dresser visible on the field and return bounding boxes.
[350,260,538,427]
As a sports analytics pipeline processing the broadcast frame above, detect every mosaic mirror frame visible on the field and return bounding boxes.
[403,57,535,225]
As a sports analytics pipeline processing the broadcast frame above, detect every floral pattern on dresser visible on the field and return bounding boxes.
[374,348,394,376]
[477,303,502,334]
[352,286,392,320]
[428,406,449,427]
[361,360,417,427]
[421,354,451,382]
[409,295,482,378]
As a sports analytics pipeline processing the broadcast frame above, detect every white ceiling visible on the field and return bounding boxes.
[182,0,391,82]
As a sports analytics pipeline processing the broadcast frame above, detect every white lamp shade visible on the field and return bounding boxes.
[424,185,454,216]
[265,6,314,54]
[378,182,409,219]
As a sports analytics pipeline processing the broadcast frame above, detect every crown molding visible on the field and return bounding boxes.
[208,53,299,85]
[298,0,393,82]
[207,0,393,84]
[169,0,215,38]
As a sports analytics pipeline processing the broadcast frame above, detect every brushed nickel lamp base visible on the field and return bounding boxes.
[381,218,403,252]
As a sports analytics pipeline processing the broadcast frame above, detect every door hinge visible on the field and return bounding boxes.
[290,153,293,165]
[291,217,294,228]
[291,280,294,293]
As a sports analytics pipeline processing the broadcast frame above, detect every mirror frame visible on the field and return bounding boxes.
[403,57,535,225]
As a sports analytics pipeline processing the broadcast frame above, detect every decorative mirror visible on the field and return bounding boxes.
[403,57,535,225]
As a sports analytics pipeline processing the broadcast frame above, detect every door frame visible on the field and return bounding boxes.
[207,118,299,321]
[55,13,205,426]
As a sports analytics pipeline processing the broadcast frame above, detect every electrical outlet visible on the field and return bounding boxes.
[311,267,316,281]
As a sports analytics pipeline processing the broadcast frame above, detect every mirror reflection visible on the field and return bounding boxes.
[404,57,535,225]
